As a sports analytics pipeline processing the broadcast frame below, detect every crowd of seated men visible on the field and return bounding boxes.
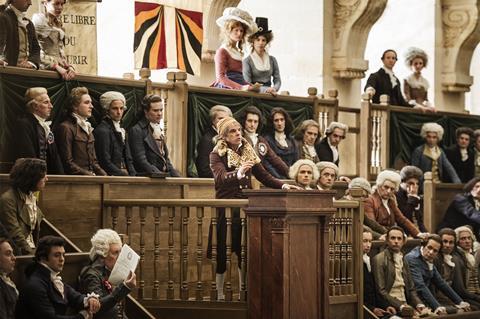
[0,229,135,319]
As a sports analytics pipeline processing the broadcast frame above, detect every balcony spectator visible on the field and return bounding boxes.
[289,159,318,190]
[16,87,64,174]
[403,47,435,113]
[315,161,338,191]
[0,158,46,255]
[364,170,426,239]
[94,91,136,176]
[364,49,409,107]
[32,0,75,80]
[195,105,232,178]
[371,226,425,315]
[445,127,475,183]
[0,238,17,319]
[437,177,480,237]
[434,228,460,314]
[451,226,480,309]
[411,122,460,183]
[211,8,259,92]
[362,229,397,318]
[396,166,428,233]
[473,129,480,177]
[243,17,281,95]
[129,94,179,177]
[55,87,107,176]
[294,119,321,163]
[263,107,298,175]
[79,229,136,319]
[16,236,101,319]
[405,234,470,315]
[343,177,387,240]
[315,121,348,166]
[238,106,289,179]
[0,0,40,68]
[208,117,299,299]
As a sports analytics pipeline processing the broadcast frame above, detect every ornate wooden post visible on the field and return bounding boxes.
[244,190,336,319]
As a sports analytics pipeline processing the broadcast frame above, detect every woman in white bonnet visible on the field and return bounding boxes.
[211,7,260,91]
[403,47,435,113]
[79,229,136,319]
[32,0,75,80]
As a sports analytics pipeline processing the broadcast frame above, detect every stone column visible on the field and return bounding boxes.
[323,0,387,107]
[244,190,336,319]
[435,0,480,112]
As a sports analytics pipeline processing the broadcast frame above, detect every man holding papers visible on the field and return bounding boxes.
[79,229,137,319]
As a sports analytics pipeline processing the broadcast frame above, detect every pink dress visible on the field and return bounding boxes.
[211,46,248,89]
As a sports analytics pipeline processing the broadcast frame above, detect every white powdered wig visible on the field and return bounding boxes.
[89,228,122,261]
[289,159,319,181]
[420,122,444,141]
[376,170,401,190]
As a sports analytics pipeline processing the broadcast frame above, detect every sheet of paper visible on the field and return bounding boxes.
[108,244,140,285]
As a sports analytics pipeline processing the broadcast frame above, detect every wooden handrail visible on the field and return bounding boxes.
[0,174,215,185]
[104,198,248,207]
[188,84,338,105]
[0,65,175,90]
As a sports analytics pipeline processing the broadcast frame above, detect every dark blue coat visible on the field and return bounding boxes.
[128,118,180,177]
[411,144,461,183]
[16,263,87,319]
[263,133,298,178]
[405,246,462,310]
[93,118,136,176]
[437,193,480,237]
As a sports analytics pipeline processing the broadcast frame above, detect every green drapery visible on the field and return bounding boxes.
[389,111,480,168]
[0,72,145,165]
[187,91,313,176]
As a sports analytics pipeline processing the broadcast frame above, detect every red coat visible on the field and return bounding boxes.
[364,191,419,237]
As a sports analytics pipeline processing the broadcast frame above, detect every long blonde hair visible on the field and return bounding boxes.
[221,20,247,54]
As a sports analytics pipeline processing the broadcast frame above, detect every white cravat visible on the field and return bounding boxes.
[444,254,455,268]
[382,67,398,88]
[9,5,28,27]
[305,145,317,158]
[363,254,371,272]
[246,131,258,147]
[112,119,126,142]
[150,122,163,140]
[20,191,38,249]
[33,113,52,138]
[460,148,468,162]
[381,198,391,215]
[73,113,92,135]
[274,131,288,148]
[327,138,339,163]
[40,263,64,299]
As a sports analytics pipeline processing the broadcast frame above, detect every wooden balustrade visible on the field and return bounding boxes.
[103,198,248,302]
[328,199,364,319]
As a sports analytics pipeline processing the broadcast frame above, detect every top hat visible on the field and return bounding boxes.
[253,17,272,36]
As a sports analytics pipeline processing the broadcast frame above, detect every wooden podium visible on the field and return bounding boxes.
[244,190,335,319]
